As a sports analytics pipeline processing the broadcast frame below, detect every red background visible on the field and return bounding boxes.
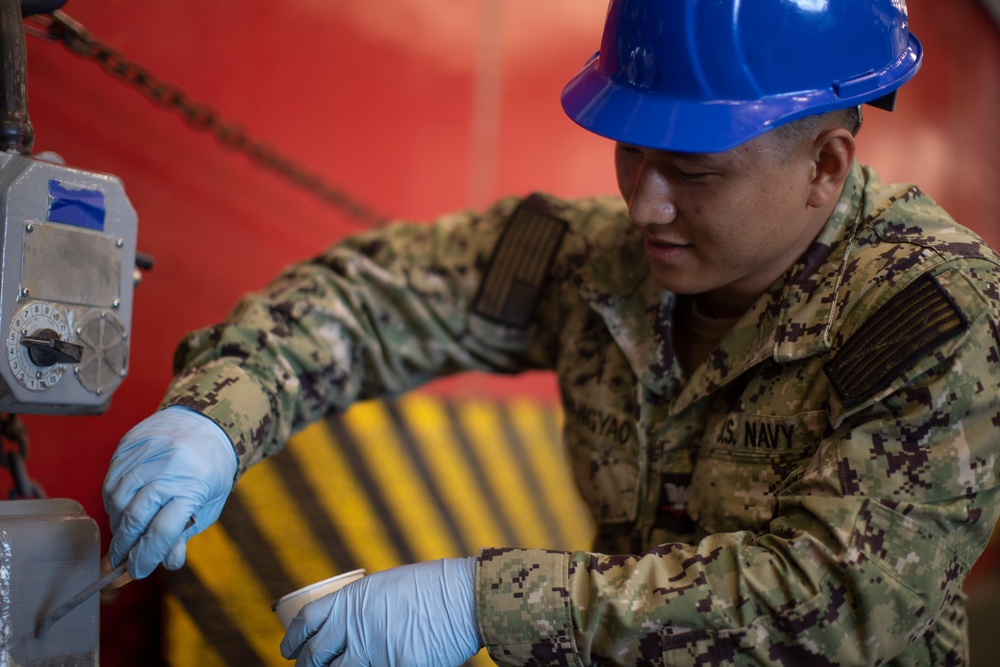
[5,1,999,663]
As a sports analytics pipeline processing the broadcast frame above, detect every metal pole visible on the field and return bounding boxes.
[0,0,34,155]
[980,0,1000,31]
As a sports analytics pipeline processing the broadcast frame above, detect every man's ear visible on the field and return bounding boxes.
[807,128,856,208]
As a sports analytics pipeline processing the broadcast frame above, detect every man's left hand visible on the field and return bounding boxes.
[280,557,483,667]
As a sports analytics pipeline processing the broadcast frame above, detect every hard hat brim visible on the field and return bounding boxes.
[561,35,922,154]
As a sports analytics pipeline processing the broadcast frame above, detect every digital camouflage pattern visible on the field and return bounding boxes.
[162,162,1000,665]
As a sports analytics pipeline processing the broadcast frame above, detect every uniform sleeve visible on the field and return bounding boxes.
[475,264,1000,665]
[159,196,561,475]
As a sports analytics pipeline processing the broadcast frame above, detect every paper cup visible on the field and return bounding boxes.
[271,568,366,629]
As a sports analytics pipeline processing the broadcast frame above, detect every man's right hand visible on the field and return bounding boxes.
[102,405,238,579]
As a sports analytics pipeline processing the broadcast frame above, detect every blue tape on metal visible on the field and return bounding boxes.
[47,179,106,231]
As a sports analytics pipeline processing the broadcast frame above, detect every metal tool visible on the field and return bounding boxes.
[32,562,129,639]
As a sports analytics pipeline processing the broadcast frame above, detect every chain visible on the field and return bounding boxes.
[29,11,387,228]
[0,414,45,500]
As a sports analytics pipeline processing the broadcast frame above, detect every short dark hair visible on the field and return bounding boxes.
[771,106,862,153]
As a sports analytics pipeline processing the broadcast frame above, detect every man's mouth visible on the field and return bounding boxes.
[643,236,690,261]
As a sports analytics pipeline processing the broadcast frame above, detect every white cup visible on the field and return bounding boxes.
[272,568,366,629]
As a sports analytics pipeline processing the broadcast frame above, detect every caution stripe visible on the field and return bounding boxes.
[506,399,592,550]
[342,400,464,560]
[285,418,399,572]
[453,399,552,547]
[164,590,228,667]
[384,400,477,553]
[398,394,511,552]
[180,524,283,664]
[324,411,421,564]
[215,494,296,603]
[263,441,359,573]
[493,401,568,545]
[227,460,341,596]
[437,400,522,546]
[166,394,594,666]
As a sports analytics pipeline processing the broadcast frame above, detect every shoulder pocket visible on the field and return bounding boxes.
[472,194,567,329]
[824,272,967,409]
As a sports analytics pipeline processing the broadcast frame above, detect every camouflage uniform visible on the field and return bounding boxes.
[163,162,1000,666]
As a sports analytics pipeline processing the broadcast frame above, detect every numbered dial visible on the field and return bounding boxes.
[7,301,72,391]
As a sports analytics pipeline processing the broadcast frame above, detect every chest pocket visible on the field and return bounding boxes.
[562,394,642,527]
[687,411,826,534]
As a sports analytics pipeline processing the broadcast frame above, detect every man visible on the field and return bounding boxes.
[103,0,1000,665]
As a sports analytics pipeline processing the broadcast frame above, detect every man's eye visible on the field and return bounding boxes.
[678,170,713,180]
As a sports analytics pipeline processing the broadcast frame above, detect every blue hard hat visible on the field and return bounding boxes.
[562,0,923,153]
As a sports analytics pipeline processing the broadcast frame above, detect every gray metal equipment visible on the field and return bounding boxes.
[0,151,137,414]
[0,1,138,663]
[0,0,136,415]
[0,498,101,665]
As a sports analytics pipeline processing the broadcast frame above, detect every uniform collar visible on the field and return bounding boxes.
[576,162,868,409]
[574,209,685,400]
[670,161,867,413]
[772,160,867,360]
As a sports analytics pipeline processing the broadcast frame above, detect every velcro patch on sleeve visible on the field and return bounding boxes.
[824,273,969,408]
[472,194,567,328]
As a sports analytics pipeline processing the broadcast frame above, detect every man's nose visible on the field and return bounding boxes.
[628,163,677,227]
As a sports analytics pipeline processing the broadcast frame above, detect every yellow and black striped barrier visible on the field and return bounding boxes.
[165,393,593,666]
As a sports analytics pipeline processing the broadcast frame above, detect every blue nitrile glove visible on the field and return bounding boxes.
[280,557,483,667]
[102,405,238,579]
